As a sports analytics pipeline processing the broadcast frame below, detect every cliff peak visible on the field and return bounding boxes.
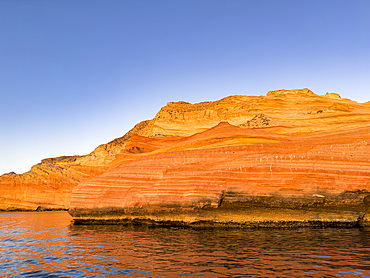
[267,88,316,98]
[166,101,191,106]
[2,172,16,176]
[325,92,342,99]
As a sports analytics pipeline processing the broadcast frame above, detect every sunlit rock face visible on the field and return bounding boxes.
[69,122,370,226]
[68,89,370,226]
[0,120,151,210]
[145,88,369,137]
[2,89,370,223]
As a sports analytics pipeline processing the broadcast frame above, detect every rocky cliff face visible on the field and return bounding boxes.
[2,89,370,225]
[0,120,151,210]
[147,88,367,137]
[69,122,370,226]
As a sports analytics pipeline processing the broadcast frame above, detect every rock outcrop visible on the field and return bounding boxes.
[0,120,151,210]
[2,89,370,227]
[69,122,370,227]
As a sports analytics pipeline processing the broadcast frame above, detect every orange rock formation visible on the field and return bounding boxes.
[2,89,370,226]
[0,120,151,210]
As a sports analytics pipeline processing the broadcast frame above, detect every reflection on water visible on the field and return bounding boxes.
[0,211,369,277]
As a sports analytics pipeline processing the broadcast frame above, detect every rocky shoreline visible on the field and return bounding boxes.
[0,208,68,212]
[70,212,370,229]
[71,219,369,229]
[70,192,370,228]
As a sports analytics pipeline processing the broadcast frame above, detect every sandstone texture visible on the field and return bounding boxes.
[2,89,370,227]
[69,89,370,227]
[0,120,151,210]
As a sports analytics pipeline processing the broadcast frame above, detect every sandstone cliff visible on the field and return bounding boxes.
[2,89,370,225]
[0,120,151,210]
[69,122,370,227]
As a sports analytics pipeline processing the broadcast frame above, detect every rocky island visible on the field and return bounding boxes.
[1,89,370,227]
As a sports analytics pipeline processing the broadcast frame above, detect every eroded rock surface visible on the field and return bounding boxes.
[69,122,370,226]
[0,120,151,210]
[2,89,370,225]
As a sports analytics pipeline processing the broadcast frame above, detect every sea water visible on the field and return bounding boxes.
[0,211,369,277]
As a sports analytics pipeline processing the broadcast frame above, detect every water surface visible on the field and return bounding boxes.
[0,211,369,277]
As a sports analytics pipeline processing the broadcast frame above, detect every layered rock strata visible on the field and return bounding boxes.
[2,89,370,225]
[0,120,151,210]
[70,122,370,227]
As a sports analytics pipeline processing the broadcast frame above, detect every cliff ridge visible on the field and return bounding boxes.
[1,88,369,219]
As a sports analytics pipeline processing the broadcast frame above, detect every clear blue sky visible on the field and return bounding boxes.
[1,0,369,175]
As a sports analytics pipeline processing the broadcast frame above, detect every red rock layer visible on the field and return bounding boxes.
[0,120,151,210]
[0,164,109,210]
[70,123,370,225]
[2,89,370,211]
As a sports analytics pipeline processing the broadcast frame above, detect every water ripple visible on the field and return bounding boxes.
[0,211,369,277]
